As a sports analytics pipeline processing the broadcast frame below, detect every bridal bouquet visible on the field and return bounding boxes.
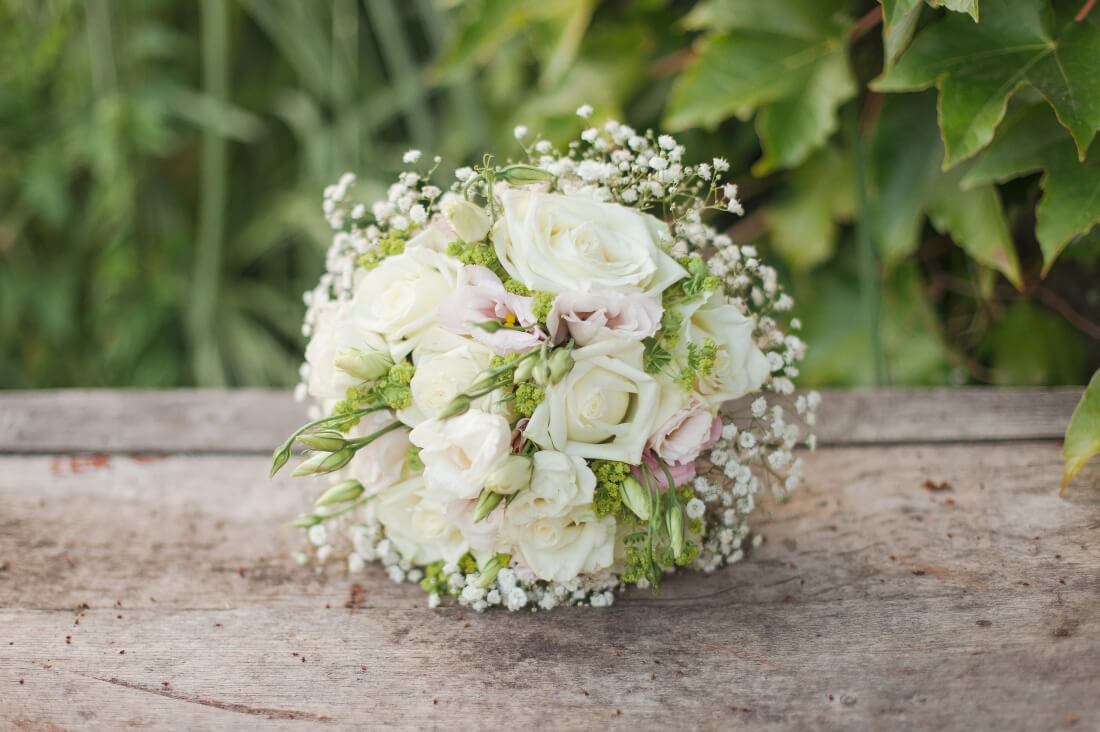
[271,106,818,610]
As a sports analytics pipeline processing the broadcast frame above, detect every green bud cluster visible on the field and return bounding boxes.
[447,240,501,271]
[502,279,531,296]
[513,381,544,417]
[591,460,631,518]
[530,291,555,324]
[357,229,408,270]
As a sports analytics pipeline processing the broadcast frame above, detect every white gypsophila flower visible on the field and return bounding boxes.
[576,104,593,118]
[686,497,706,520]
[514,125,528,139]
[403,149,422,164]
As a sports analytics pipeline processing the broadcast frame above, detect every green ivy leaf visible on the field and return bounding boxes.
[964,103,1100,274]
[868,94,1021,286]
[667,0,855,173]
[1063,369,1100,493]
[880,0,924,69]
[764,146,854,270]
[873,0,1100,167]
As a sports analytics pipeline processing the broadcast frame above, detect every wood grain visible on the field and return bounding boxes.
[2,409,1098,730]
[0,387,1082,453]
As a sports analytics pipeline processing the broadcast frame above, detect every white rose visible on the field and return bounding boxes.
[408,409,512,501]
[524,339,659,463]
[494,188,686,295]
[547,290,662,346]
[504,451,595,526]
[508,505,616,582]
[398,340,494,426]
[350,246,459,359]
[304,302,388,400]
[375,476,467,564]
[678,290,770,406]
[343,410,411,494]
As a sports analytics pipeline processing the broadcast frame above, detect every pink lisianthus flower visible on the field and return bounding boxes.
[648,399,722,465]
[634,451,699,490]
[546,290,662,346]
[439,265,543,353]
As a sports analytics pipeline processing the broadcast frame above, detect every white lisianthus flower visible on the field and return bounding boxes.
[304,302,389,400]
[406,215,458,253]
[509,506,616,582]
[546,290,662,346]
[524,339,659,463]
[493,188,686,295]
[678,290,770,406]
[505,451,595,525]
[375,476,467,565]
[398,340,495,426]
[343,410,410,495]
[350,247,459,359]
[409,410,512,501]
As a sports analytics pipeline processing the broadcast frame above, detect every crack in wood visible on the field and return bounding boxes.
[88,675,333,722]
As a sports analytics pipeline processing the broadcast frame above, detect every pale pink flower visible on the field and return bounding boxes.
[648,399,722,465]
[546,291,662,346]
[439,266,543,353]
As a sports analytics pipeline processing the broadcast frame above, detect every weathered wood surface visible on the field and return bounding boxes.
[0,386,1083,452]
[1,390,1098,731]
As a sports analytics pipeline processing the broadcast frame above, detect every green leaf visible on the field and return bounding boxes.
[1063,369,1100,493]
[931,0,979,21]
[880,0,923,69]
[981,302,1085,386]
[867,93,1021,286]
[764,146,854,270]
[964,103,1100,273]
[666,0,855,172]
[874,0,1100,166]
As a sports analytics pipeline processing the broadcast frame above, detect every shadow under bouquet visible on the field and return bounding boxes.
[272,106,819,611]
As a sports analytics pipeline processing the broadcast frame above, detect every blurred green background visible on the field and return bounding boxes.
[2,0,1098,389]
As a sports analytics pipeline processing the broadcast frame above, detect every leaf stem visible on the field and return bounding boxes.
[844,103,885,385]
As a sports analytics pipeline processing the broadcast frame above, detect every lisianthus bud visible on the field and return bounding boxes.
[512,356,536,384]
[473,553,511,588]
[334,346,392,382]
[298,430,347,451]
[485,454,532,495]
[473,489,505,523]
[289,513,323,528]
[620,476,651,520]
[438,393,472,419]
[532,359,549,386]
[443,199,491,243]
[498,164,556,184]
[292,447,355,477]
[547,348,574,384]
[666,502,684,560]
[314,479,364,507]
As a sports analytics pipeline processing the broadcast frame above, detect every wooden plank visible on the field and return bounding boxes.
[0,387,1083,453]
[2,444,1097,729]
